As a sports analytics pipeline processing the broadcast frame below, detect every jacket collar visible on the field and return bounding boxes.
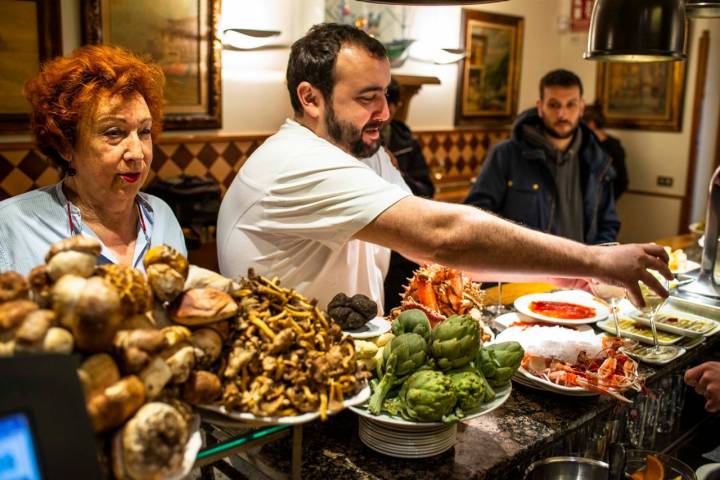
[511,108,609,173]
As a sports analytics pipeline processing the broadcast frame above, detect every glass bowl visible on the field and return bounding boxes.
[625,449,697,480]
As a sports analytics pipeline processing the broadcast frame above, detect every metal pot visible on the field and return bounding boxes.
[525,456,609,480]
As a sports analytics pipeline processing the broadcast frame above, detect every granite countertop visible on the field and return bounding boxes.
[256,332,719,479]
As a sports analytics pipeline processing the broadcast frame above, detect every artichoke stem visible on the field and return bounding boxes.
[368,354,397,415]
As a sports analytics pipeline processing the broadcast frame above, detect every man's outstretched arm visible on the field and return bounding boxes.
[355,195,671,306]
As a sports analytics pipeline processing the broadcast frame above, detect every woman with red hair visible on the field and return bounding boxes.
[0,45,185,274]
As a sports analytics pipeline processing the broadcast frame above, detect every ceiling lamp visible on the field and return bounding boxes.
[357,1,507,5]
[584,0,686,62]
[685,0,720,17]
[223,29,285,51]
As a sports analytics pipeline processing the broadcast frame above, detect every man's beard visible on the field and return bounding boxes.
[325,104,383,158]
[541,117,579,140]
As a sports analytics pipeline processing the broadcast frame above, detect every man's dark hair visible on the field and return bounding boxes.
[582,102,606,129]
[386,78,401,106]
[539,69,583,99]
[286,23,387,115]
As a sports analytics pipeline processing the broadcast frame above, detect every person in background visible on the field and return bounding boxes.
[685,361,720,412]
[0,45,186,275]
[583,102,629,200]
[464,69,619,245]
[382,79,435,199]
[382,78,435,311]
[217,24,670,315]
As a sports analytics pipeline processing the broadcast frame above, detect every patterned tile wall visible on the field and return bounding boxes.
[0,128,509,202]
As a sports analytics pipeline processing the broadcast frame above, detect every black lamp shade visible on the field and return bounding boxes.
[584,0,687,62]
[357,0,507,4]
[685,0,720,18]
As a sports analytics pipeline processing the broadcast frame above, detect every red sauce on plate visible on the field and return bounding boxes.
[528,300,596,320]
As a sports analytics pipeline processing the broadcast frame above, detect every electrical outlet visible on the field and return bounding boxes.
[657,176,674,187]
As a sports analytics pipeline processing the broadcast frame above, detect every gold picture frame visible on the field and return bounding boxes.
[595,61,687,131]
[0,0,62,133]
[455,9,524,126]
[82,0,222,130]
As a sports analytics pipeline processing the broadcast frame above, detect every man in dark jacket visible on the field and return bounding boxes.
[382,79,435,198]
[464,69,620,244]
[382,78,435,311]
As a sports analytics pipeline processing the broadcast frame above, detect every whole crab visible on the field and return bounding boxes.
[392,264,484,327]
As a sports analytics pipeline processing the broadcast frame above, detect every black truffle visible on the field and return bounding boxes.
[327,292,378,330]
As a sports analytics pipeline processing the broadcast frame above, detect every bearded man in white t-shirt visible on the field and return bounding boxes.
[217,23,671,313]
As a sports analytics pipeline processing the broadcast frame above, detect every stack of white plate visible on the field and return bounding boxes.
[351,385,511,458]
[358,416,457,458]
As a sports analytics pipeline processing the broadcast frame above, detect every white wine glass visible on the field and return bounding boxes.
[590,280,633,344]
[639,276,680,361]
[485,281,510,316]
[589,243,637,350]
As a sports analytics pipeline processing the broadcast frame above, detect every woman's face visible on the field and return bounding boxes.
[71,92,153,203]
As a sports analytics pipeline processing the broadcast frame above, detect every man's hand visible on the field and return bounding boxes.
[589,243,672,307]
[685,361,720,412]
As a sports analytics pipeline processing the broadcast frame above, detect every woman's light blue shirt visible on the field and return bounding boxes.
[0,182,187,275]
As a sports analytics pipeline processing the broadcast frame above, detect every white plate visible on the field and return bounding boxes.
[358,419,457,458]
[199,384,370,426]
[672,260,701,275]
[627,306,717,337]
[514,367,598,397]
[514,290,610,325]
[705,322,720,337]
[360,425,456,451]
[350,384,511,428]
[493,312,594,333]
[596,318,684,346]
[344,317,392,339]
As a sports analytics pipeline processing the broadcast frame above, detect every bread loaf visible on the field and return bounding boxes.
[168,288,237,326]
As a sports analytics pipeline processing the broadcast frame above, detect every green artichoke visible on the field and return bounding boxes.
[395,370,459,423]
[447,368,485,412]
[479,371,496,403]
[477,341,524,388]
[392,309,431,342]
[368,333,428,415]
[430,315,480,370]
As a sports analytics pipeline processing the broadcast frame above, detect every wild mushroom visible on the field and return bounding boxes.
[0,271,29,303]
[95,264,153,317]
[69,277,123,352]
[44,236,101,281]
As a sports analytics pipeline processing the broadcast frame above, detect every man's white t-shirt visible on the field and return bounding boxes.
[217,119,412,314]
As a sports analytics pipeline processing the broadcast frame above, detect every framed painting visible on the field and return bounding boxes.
[455,9,524,126]
[595,61,687,131]
[0,0,62,133]
[82,0,222,130]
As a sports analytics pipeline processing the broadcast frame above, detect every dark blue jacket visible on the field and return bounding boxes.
[464,108,620,244]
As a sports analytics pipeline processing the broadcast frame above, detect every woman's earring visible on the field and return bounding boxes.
[67,164,77,176]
